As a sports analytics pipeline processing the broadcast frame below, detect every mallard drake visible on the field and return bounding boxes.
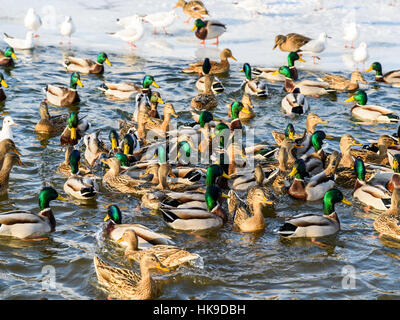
[0,187,66,239]
[191,19,226,46]
[173,0,209,23]
[273,33,311,52]
[63,150,98,200]
[277,188,351,238]
[320,71,366,91]
[99,75,159,100]
[148,91,164,119]
[0,73,9,101]
[366,62,400,85]
[0,152,23,196]
[0,47,17,66]
[253,52,306,81]
[93,254,169,300]
[225,101,250,132]
[183,48,236,74]
[83,131,109,167]
[344,90,399,123]
[374,187,400,241]
[117,229,201,268]
[228,188,272,232]
[161,185,228,231]
[241,63,268,97]
[274,66,330,97]
[63,52,111,74]
[281,88,309,116]
[35,101,68,134]
[0,139,21,169]
[103,205,174,247]
[298,32,329,64]
[44,72,83,107]
[227,94,255,121]
[60,112,90,146]
[353,157,392,211]
[191,58,218,111]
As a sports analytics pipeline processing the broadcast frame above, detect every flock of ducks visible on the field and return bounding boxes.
[1,2,400,300]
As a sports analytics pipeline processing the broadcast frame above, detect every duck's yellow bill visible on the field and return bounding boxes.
[294,145,304,148]
[263,197,273,205]
[157,97,164,104]
[124,144,130,155]
[111,139,118,150]
[152,81,160,88]
[230,56,237,61]
[156,262,170,272]
[11,53,17,60]
[191,25,197,31]
[325,135,334,140]
[116,238,124,243]
[240,68,244,72]
[221,193,230,199]
[222,172,231,179]
[57,195,68,201]
[345,96,355,103]
[1,80,8,88]
[288,132,294,140]
[172,113,179,118]
[342,198,352,205]
[76,79,84,87]
[298,58,306,63]
[271,70,279,75]
[70,127,77,140]
[13,147,22,156]
[393,161,399,170]
[352,140,362,146]
[365,66,373,73]
[321,119,328,123]
[104,214,110,221]
[241,107,250,114]
[105,58,112,66]
[101,158,109,165]
[289,167,297,177]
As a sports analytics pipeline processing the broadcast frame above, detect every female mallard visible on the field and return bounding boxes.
[192,18,226,45]
[281,88,309,116]
[0,187,66,239]
[320,71,367,91]
[228,188,272,232]
[60,112,90,146]
[274,66,330,97]
[277,188,351,239]
[253,52,306,81]
[35,101,68,134]
[0,47,18,66]
[0,73,9,101]
[45,72,83,107]
[99,75,159,100]
[173,0,209,23]
[117,229,201,268]
[344,90,399,123]
[191,58,218,111]
[0,139,21,169]
[93,254,169,300]
[63,52,112,74]
[241,63,268,97]
[63,150,99,200]
[365,62,400,85]
[145,103,178,135]
[374,187,400,241]
[273,33,311,52]
[0,152,23,196]
[183,48,236,74]
[83,130,109,167]
[227,94,254,121]
[353,157,392,211]
[161,185,228,231]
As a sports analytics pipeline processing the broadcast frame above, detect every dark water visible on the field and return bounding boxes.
[0,42,400,300]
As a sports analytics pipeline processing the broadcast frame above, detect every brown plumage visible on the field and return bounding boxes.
[174,0,209,20]
[0,50,15,67]
[321,71,367,91]
[350,135,396,166]
[0,139,20,169]
[35,101,68,134]
[0,152,23,196]
[273,33,311,52]
[183,48,236,74]
[46,85,80,107]
[63,57,104,74]
[374,188,400,241]
[227,94,255,121]
[191,74,218,111]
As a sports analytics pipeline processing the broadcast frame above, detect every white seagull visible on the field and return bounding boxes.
[343,22,358,49]
[60,16,76,45]
[3,31,34,50]
[110,16,144,50]
[24,8,42,37]
[353,42,369,71]
[143,10,178,34]
[0,116,18,142]
[299,32,330,64]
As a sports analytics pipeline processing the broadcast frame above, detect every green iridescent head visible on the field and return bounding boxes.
[206,164,228,186]
[287,52,304,67]
[393,154,400,173]
[142,75,159,89]
[285,123,295,140]
[68,112,78,129]
[199,111,214,128]
[97,52,112,66]
[70,72,83,89]
[277,66,292,79]
[345,90,367,105]
[213,122,230,148]
[123,134,134,155]
[289,159,307,180]
[114,152,130,167]
[230,101,244,120]
[323,189,347,215]
[193,19,206,30]
[241,63,252,80]
[150,91,163,105]
[354,156,365,181]
[109,130,119,150]
[204,185,222,211]
[4,47,17,60]
[366,62,382,76]
[178,141,191,158]
[311,130,327,152]
[202,58,211,75]
[38,187,61,211]
[69,149,81,174]
[105,205,122,224]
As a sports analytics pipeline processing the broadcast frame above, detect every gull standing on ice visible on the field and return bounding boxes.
[110,16,144,50]
[143,10,178,35]
[60,16,76,45]
[299,32,330,64]
[232,0,269,17]
[3,31,34,50]
[343,22,358,49]
[24,8,42,37]
[353,42,369,71]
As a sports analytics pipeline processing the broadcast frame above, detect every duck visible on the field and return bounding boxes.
[148,91,164,119]
[226,101,250,132]
[196,76,224,94]
[365,62,400,86]
[183,48,236,74]
[63,52,112,74]
[241,63,268,97]
[0,187,66,239]
[99,75,159,100]
[145,103,178,136]
[227,94,255,121]
[353,42,369,70]
[253,52,306,82]
[277,188,352,238]
[273,33,311,52]
[298,32,330,64]
[374,187,400,241]
[143,10,178,35]
[0,73,8,101]
[281,88,309,116]
[63,150,99,200]
[173,0,209,23]
[192,19,226,46]
[83,131,109,167]
[191,58,218,111]
[353,157,392,211]
[161,185,228,231]
[300,130,332,176]
[60,16,75,44]
[0,116,18,142]
[274,66,330,96]
[0,139,21,169]
[93,254,169,300]
[0,47,18,67]
[0,152,23,196]
[35,101,68,134]
[44,72,83,107]
[343,22,358,49]
[3,31,34,50]
[57,146,91,177]
[117,229,201,268]
[320,71,367,91]
[344,90,399,123]
[60,112,90,146]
